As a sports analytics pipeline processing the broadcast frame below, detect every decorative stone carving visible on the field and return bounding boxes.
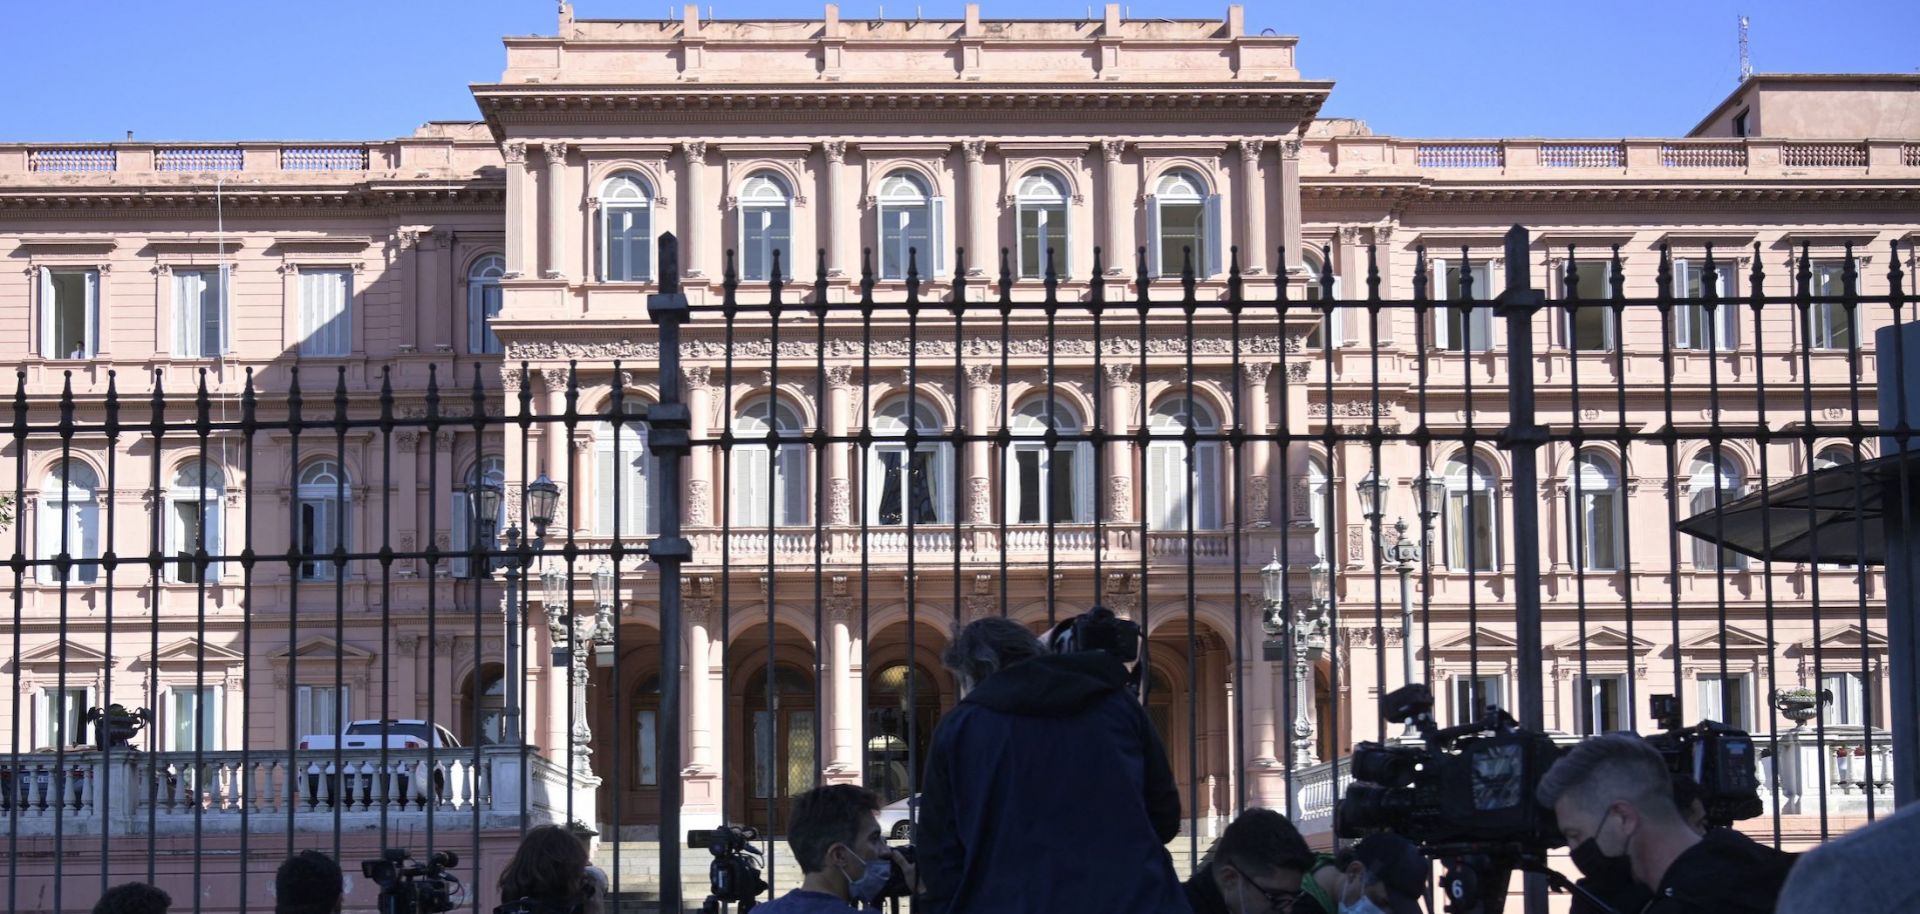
[502,142,527,164]
[684,141,708,165]
[1103,363,1133,385]
[1347,524,1366,563]
[541,142,572,163]
[1286,361,1311,382]
[829,478,851,525]
[393,430,421,452]
[500,367,523,392]
[682,364,711,390]
[1101,140,1127,163]
[826,364,854,390]
[968,476,990,523]
[1107,475,1131,519]
[823,141,847,165]
[540,367,573,393]
[962,140,988,164]
[688,480,711,525]
[1243,361,1274,385]
[1281,138,1303,160]
[1237,139,1266,163]
[1249,477,1270,526]
[827,597,854,624]
[1308,399,1400,419]
[963,363,994,388]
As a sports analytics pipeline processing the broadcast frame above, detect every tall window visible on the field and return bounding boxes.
[467,254,506,354]
[1579,674,1628,733]
[1688,454,1746,570]
[599,172,654,282]
[37,460,101,584]
[452,456,505,578]
[1145,396,1222,531]
[1675,258,1739,350]
[1008,398,1092,524]
[1452,674,1504,726]
[1016,171,1069,279]
[169,461,224,584]
[296,684,347,739]
[734,397,808,527]
[1149,171,1220,278]
[1572,451,1622,572]
[1435,258,1493,352]
[1807,261,1853,350]
[40,267,100,359]
[1564,259,1614,351]
[297,267,352,356]
[739,173,793,282]
[1301,253,1340,349]
[1442,453,1499,571]
[1306,457,1331,561]
[167,685,221,752]
[296,460,348,581]
[36,686,94,751]
[597,402,660,536]
[877,172,943,280]
[173,267,228,358]
[869,397,951,526]
[1820,671,1869,725]
[1698,673,1751,730]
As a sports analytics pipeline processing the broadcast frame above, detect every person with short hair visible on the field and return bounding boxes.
[1184,807,1317,914]
[1537,733,1793,914]
[92,882,172,914]
[755,783,915,913]
[275,849,344,914]
[914,616,1188,914]
[496,824,602,914]
[1777,800,1920,913]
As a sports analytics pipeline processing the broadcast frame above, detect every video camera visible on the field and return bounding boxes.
[362,848,462,914]
[1045,606,1145,697]
[689,824,768,913]
[1644,693,1763,827]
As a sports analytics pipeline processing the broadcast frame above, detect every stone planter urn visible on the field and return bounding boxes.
[1770,687,1829,725]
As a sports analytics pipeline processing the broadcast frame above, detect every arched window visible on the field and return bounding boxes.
[168,460,225,583]
[633,671,661,786]
[1145,395,1222,531]
[1814,445,1855,471]
[467,254,506,355]
[877,172,944,281]
[869,397,951,526]
[597,402,660,536]
[297,460,348,581]
[1571,451,1621,572]
[733,397,807,527]
[37,460,100,584]
[1301,251,1340,349]
[471,665,505,746]
[1016,171,1069,279]
[599,172,654,282]
[1689,454,1746,570]
[1443,453,1499,571]
[1149,170,1220,278]
[738,172,793,282]
[451,456,505,578]
[1008,398,1092,524]
[1306,456,1331,561]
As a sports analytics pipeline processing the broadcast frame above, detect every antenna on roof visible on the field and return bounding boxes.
[1738,14,1752,83]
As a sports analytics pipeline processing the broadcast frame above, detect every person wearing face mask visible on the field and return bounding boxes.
[1183,808,1317,914]
[1569,777,1707,914]
[1537,733,1794,914]
[1292,834,1429,914]
[753,784,916,913]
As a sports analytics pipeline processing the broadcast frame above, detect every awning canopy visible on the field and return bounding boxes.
[1675,455,1920,567]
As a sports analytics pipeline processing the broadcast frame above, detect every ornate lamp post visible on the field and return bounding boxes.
[591,562,618,670]
[1357,473,1445,693]
[471,473,560,747]
[1293,559,1331,765]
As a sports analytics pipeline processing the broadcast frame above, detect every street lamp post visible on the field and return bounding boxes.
[1296,559,1330,765]
[1357,473,1445,694]
[471,474,560,748]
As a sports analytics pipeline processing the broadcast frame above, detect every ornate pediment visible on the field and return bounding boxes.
[1431,628,1518,655]
[1797,624,1888,652]
[1679,625,1771,654]
[15,640,110,671]
[137,638,246,668]
[1549,626,1654,655]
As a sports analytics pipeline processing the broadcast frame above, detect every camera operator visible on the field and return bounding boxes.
[1569,777,1708,914]
[276,850,344,914]
[753,784,916,912]
[1537,733,1793,914]
[914,615,1188,914]
[496,825,601,914]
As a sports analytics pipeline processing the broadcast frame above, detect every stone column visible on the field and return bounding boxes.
[1102,364,1134,522]
[394,431,421,577]
[825,598,859,781]
[541,143,571,280]
[827,366,854,525]
[1102,140,1130,274]
[824,141,850,278]
[1237,140,1268,275]
[686,366,714,527]
[1243,362,1274,527]
[502,143,531,278]
[542,368,571,485]
[683,142,709,279]
[962,140,992,275]
[1279,138,1304,275]
[682,600,722,829]
[964,364,995,525]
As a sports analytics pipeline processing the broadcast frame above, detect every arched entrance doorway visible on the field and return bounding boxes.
[736,663,817,833]
[864,663,942,805]
[457,663,505,747]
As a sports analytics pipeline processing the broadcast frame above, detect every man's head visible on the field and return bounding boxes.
[93,882,172,914]
[1207,808,1315,913]
[275,850,344,914]
[787,784,887,900]
[1327,835,1429,914]
[1537,733,1690,872]
[942,616,1045,694]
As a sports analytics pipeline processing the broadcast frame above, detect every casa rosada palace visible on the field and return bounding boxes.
[1,3,1918,908]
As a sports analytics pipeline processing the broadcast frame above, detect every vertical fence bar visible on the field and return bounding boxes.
[647,232,692,914]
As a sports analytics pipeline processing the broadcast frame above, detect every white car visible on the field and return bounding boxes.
[297,719,462,751]
[878,793,920,841]
[294,720,462,805]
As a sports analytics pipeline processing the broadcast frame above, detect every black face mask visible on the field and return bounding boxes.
[1570,836,1634,887]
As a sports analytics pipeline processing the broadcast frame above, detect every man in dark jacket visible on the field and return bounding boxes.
[914,616,1188,914]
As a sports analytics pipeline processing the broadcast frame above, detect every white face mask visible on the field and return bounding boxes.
[1340,876,1389,914]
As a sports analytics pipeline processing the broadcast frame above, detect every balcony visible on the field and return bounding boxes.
[676,525,1296,568]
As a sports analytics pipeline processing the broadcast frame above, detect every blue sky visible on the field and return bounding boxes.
[1,1,1913,142]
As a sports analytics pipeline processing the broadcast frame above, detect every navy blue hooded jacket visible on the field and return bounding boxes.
[913,651,1190,914]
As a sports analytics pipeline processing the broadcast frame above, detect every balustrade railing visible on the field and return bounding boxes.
[28,148,117,172]
[155,147,245,172]
[1782,143,1869,167]
[280,146,371,171]
[1540,143,1624,168]
[1416,143,1504,169]
[1659,143,1748,168]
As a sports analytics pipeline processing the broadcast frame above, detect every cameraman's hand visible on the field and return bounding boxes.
[881,846,920,895]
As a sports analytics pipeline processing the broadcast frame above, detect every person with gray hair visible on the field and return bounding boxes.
[1536,732,1793,914]
[913,615,1187,914]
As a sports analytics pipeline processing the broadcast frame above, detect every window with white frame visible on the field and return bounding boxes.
[296,460,348,581]
[1698,673,1752,730]
[1579,673,1628,733]
[1149,171,1220,278]
[37,460,101,584]
[467,254,505,355]
[1675,258,1739,351]
[36,686,94,751]
[297,267,352,357]
[595,402,660,537]
[1564,259,1614,351]
[473,669,505,746]
[168,461,224,584]
[1442,453,1499,571]
[738,172,793,282]
[1306,456,1331,561]
[1572,450,1622,572]
[877,172,943,281]
[599,172,654,282]
[1008,398,1093,524]
[1452,673,1505,726]
[451,456,506,578]
[173,267,228,358]
[1807,261,1854,350]
[1819,670,1870,725]
[1435,258,1494,352]
[735,397,809,527]
[1688,454,1747,570]
[1145,396,1222,531]
[869,398,950,526]
[295,684,348,739]
[1301,253,1341,349]
[166,685,221,752]
[40,267,99,359]
[1016,171,1070,279]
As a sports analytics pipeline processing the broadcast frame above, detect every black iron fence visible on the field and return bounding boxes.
[2,226,1914,913]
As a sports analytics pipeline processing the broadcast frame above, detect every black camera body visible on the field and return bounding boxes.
[690,824,768,912]
[363,848,461,914]
[879,845,917,899]
[1644,693,1763,827]
[1046,606,1145,695]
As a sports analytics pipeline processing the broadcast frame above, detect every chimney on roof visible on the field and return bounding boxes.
[558,1,573,32]
[965,3,980,33]
[1104,3,1120,33]
[825,3,839,33]
[1226,4,1244,38]
[684,3,700,33]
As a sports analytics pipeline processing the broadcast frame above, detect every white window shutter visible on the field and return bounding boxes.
[36,496,56,583]
[450,487,472,577]
[1197,443,1221,529]
[779,445,807,526]
[626,448,649,534]
[1146,201,1162,278]
[204,498,222,581]
[1433,259,1453,349]
[218,265,232,355]
[175,273,194,357]
[734,446,770,527]
[1145,443,1172,529]
[1674,261,1694,348]
[39,268,55,357]
[85,269,99,358]
[930,196,947,278]
[468,282,484,354]
[1074,442,1095,522]
[1203,194,1223,278]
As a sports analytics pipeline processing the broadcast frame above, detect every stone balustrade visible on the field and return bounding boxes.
[1306,137,1919,179]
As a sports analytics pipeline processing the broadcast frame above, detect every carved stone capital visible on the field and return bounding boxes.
[824,140,847,165]
[542,142,572,164]
[682,364,711,390]
[1237,139,1266,163]
[1243,361,1274,384]
[1286,362,1310,382]
[1101,139,1127,163]
[963,363,995,388]
[1281,138,1303,160]
[1103,363,1133,385]
[539,367,573,393]
[826,364,855,390]
[684,141,708,165]
[393,430,421,452]
[962,139,988,164]
[502,141,527,165]
[500,367,522,392]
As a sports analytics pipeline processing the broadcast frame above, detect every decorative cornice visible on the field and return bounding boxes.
[473,85,1333,124]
